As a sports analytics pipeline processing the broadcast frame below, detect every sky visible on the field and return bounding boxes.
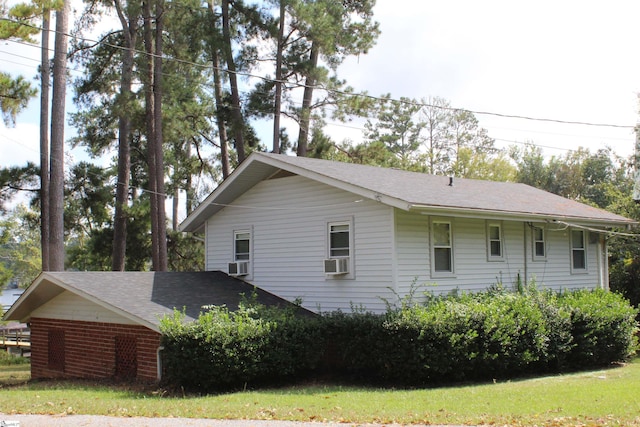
[1,0,639,171]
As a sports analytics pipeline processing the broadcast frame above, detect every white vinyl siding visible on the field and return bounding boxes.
[31,291,137,325]
[204,175,605,314]
[395,212,602,301]
[205,175,394,313]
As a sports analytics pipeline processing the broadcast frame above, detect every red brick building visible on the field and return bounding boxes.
[4,271,302,382]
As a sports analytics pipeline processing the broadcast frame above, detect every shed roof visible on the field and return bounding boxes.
[180,152,634,232]
[3,271,309,332]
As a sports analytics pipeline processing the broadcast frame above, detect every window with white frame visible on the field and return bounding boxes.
[234,230,251,261]
[570,229,586,272]
[328,222,350,258]
[532,225,546,261]
[486,222,503,260]
[431,220,453,274]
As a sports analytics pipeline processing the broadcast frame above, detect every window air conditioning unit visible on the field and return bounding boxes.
[324,258,349,275]
[228,261,249,276]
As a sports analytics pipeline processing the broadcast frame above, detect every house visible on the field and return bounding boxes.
[3,271,307,381]
[3,152,634,382]
[180,152,634,314]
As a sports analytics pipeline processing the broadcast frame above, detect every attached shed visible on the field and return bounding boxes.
[4,271,301,382]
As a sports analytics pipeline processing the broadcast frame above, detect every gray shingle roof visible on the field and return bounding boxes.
[181,152,633,232]
[4,271,311,331]
[258,153,631,223]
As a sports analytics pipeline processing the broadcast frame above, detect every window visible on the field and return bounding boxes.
[431,220,453,274]
[234,230,251,261]
[532,225,546,261]
[486,222,503,260]
[328,222,350,258]
[571,229,586,272]
[325,218,355,279]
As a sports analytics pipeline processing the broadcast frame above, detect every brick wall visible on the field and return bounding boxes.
[30,317,161,382]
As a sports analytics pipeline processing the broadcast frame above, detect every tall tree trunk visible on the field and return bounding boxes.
[154,0,167,271]
[207,1,230,178]
[143,0,159,270]
[212,50,230,179]
[272,0,285,154]
[49,0,69,271]
[296,41,318,157]
[40,7,50,271]
[221,0,245,162]
[111,0,137,271]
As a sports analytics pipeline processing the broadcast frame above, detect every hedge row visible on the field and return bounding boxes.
[160,303,325,391]
[159,289,638,391]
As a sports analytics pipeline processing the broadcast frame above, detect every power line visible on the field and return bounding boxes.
[0,16,636,132]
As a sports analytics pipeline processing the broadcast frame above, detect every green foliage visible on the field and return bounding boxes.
[0,72,37,127]
[160,298,325,391]
[355,95,504,178]
[167,230,204,272]
[0,205,42,287]
[0,350,29,366]
[559,289,638,367]
[329,290,574,384]
[66,198,152,271]
[160,288,637,392]
[0,162,39,214]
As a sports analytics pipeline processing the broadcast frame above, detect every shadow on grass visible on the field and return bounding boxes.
[1,358,636,400]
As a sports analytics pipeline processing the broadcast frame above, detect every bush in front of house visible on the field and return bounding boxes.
[327,290,574,384]
[160,288,638,391]
[160,301,325,391]
[559,289,638,368]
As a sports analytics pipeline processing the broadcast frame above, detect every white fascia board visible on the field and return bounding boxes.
[2,272,49,321]
[410,204,635,228]
[179,155,267,233]
[11,273,159,332]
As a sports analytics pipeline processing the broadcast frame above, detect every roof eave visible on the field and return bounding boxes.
[179,155,270,233]
[3,273,160,333]
[179,153,413,232]
[409,204,636,227]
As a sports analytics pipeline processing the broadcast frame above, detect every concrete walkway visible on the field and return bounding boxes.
[1,414,469,427]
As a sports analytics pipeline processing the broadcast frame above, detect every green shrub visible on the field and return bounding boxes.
[0,350,30,366]
[327,310,398,378]
[559,289,638,368]
[386,297,483,383]
[325,289,632,386]
[160,288,638,392]
[160,302,325,391]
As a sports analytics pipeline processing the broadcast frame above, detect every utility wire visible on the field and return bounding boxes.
[0,16,636,131]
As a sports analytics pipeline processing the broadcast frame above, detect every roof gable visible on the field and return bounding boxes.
[4,271,309,332]
[180,152,633,232]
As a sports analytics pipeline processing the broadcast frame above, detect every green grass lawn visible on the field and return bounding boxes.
[1,361,640,426]
[0,363,30,385]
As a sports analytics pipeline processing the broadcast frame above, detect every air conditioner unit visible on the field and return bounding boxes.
[228,261,249,276]
[324,258,349,275]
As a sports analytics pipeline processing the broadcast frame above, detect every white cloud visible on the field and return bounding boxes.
[0,121,41,167]
[2,0,639,169]
[334,0,640,158]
